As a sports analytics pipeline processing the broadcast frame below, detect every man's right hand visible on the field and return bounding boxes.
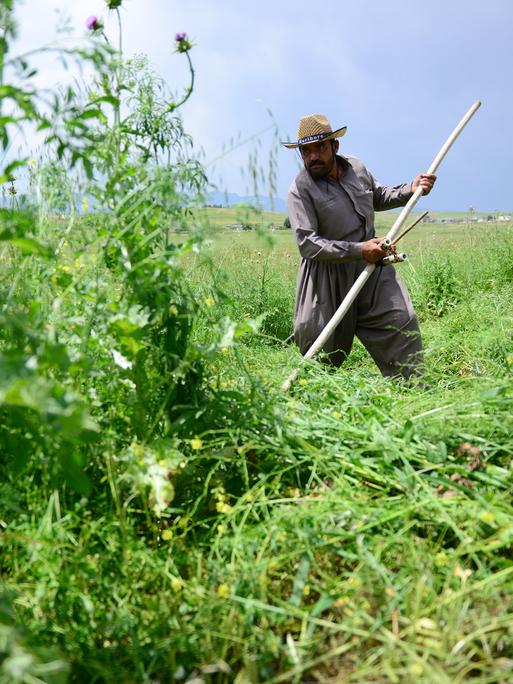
[362,237,388,263]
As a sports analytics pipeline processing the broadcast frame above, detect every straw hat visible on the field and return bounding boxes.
[281,114,347,149]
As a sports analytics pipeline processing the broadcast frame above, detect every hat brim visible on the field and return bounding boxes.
[281,125,347,149]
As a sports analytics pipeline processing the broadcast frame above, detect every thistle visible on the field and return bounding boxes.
[85,15,103,31]
[174,32,192,53]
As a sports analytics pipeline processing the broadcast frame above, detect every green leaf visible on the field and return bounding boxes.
[89,94,120,107]
[3,432,33,473]
[82,157,93,179]
[289,553,311,608]
[0,159,26,182]
[0,115,18,127]
[64,454,92,496]
[6,237,53,257]
[77,108,104,120]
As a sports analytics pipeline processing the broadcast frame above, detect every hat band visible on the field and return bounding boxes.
[298,132,332,145]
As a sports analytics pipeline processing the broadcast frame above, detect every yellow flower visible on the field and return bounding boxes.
[303,584,311,597]
[190,437,203,450]
[217,583,230,599]
[170,576,184,592]
[409,663,424,677]
[348,576,362,589]
[178,516,189,529]
[28,158,37,168]
[216,500,232,514]
[479,510,496,524]
[161,529,173,541]
[299,378,308,386]
[205,296,215,308]
[333,410,342,419]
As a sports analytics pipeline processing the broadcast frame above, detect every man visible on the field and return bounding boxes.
[283,113,436,378]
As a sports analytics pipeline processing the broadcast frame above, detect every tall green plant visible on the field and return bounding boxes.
[0,0,260,495]
[0,4,106,492]
[71,14,210,441]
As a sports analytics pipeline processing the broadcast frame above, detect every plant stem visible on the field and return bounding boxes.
[106,452,126,550]
[114,9,123,163]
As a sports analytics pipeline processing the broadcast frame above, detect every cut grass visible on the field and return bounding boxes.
[1,219,512,682]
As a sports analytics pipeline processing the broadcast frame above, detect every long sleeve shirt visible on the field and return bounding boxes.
[287,154,414,263]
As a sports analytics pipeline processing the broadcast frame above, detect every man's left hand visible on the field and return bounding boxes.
[412,173,436,196]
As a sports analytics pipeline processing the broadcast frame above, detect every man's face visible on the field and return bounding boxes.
[300,139,338,179]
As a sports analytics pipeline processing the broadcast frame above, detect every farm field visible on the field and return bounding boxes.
[200,206,503,244]
[1,3,513,682]
[198,205,510,231]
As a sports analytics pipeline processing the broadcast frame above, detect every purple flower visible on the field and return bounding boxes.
[86,15,103,31]
[174,32,192,53]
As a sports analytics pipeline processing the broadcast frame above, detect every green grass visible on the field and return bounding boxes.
[198,204,509,231]
[1,214,513,683]
[194,205,288,231]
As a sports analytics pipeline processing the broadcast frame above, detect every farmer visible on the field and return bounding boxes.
[283,114,436,378]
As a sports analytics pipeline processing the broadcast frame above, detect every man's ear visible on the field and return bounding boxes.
[332,140,339,153]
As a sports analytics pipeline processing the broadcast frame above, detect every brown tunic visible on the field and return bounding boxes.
[287,154,422,377]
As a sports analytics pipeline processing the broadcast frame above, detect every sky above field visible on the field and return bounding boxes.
[11,0,513,211]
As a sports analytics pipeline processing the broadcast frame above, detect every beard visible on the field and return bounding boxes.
[307,153,336,179]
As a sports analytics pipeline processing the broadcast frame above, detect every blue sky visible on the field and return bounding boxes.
[12,0,513,210]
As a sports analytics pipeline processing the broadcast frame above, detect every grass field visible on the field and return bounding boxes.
[197,204,510,229]
[2,208,513,683]
[195,205,510,255]
[191,217,513,683]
